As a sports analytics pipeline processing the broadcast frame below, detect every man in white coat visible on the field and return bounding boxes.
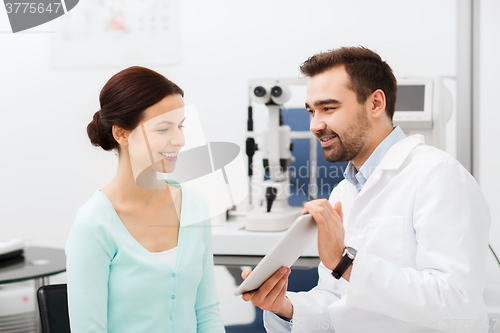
[240,46,491,332]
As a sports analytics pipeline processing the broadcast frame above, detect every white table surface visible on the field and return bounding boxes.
[211,216,319,257]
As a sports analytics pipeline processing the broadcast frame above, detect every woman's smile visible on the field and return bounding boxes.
[159,151,178,161]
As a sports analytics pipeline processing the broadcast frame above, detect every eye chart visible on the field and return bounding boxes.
[50,0,180,68]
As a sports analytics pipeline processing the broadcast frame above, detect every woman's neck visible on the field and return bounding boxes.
[105,153,175,207]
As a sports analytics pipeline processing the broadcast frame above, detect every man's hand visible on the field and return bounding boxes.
[240,266,294,320]
[302,199,349,280]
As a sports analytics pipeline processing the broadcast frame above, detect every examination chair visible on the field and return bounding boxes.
[37,284,71,333]
[225,267,319,333]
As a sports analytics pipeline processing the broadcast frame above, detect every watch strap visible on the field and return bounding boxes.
[331,248,354,279]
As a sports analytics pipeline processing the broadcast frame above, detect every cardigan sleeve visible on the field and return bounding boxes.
[195,218,226,332]
[65,206,115,333]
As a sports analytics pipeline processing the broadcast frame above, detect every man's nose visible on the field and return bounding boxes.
[310,115,327,134]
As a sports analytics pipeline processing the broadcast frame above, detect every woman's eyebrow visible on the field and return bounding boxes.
[156,117,186,125]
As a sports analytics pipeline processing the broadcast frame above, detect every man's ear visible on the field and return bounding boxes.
[368,89,387,120]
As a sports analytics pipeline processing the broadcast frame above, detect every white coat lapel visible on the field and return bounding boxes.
[356,134,425,197]
[344,135,425,234]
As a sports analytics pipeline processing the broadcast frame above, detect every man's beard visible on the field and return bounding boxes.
[319,106,371,163]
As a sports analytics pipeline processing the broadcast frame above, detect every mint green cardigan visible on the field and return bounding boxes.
[65,185,225,332]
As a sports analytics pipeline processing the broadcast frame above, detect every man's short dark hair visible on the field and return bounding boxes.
[300,46,398,120]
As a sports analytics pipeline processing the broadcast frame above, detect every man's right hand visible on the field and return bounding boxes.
[240,266,294,320]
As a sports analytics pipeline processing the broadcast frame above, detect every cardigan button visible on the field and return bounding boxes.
[171,295,176,300]
[169,315,173,320]
[171,272,176,278]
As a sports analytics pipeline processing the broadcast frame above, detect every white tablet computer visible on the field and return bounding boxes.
[234,214,318,296]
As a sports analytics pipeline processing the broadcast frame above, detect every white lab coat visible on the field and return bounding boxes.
[263,134,491,333]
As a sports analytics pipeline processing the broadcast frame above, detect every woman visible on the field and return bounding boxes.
[65,66,225,332]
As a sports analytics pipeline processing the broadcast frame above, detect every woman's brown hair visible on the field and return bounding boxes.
[87,66,184,152]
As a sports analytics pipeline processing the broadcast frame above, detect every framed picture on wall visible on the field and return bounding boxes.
[50,0,180,68]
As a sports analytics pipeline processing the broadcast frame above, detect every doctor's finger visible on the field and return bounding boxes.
[270,275,289,312]
[301,202,314,215]
[254,267,288,299]
[242,290,256,301]
[264,274,289,313]
[264,269,289,305]
[302,200,324,215]
[253,272,289,309]
[307,205,337,230]
[318,202,342,227]
[334,201,343,220]
[307,199,337,216]
[241,270,252,280]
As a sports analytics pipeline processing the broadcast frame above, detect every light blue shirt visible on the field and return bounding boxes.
[65,184,225,333]
[343,126,406,192]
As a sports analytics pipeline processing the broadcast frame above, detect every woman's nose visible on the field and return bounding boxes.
[169,131,185,147]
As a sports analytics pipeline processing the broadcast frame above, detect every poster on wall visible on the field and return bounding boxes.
[50,0,180,68]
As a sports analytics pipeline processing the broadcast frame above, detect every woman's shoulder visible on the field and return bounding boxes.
[72,190,113,231]
[66,191,116,255]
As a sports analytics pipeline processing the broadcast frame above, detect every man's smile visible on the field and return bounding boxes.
[319,135,337,147]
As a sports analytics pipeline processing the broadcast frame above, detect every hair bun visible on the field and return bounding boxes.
[87,110,116,151]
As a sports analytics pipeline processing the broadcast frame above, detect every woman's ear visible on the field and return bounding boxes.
[113,125,129,147]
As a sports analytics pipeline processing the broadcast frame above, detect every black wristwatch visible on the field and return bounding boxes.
[331,246,357,279]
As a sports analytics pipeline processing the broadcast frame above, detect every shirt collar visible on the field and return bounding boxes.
[343,126,406,192]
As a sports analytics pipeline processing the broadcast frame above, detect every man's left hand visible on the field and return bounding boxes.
[302,199,346,275]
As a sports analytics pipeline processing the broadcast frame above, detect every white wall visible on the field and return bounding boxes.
[0,0,458,247]
[477,0,500,265]
[0,0,470,325]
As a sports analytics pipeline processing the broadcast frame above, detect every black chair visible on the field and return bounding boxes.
[37,284,71,333]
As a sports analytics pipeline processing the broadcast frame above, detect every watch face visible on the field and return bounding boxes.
[345,246,357,259]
